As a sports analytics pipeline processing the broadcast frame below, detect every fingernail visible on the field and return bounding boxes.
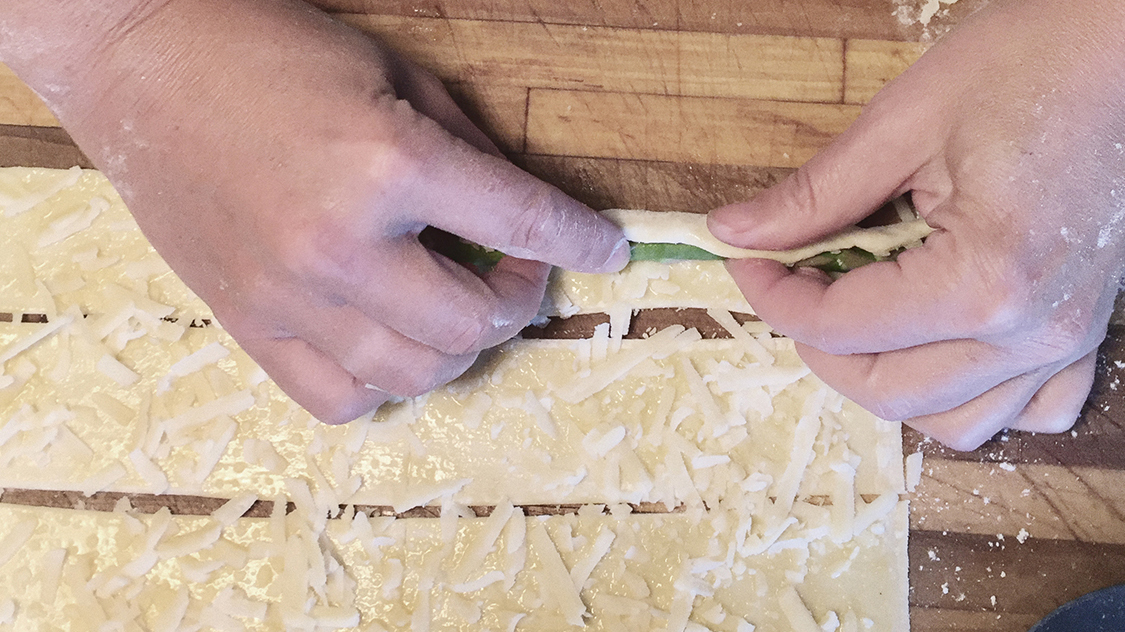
[604,237,631,272]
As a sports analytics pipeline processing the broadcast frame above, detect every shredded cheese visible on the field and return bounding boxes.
[529,520,587,626]
[779,586,823,632]
[904,452,923,493]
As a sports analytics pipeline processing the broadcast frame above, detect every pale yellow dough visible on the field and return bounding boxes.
[0,168,211,320]
[0,502,908,632]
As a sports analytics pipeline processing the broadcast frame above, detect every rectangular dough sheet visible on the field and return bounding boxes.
[0,167,911,631]
[0,501,908,632]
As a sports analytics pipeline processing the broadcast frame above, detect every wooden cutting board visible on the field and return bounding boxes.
[3,1,1125,629]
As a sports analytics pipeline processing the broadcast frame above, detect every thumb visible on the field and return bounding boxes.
[708,99,932,250]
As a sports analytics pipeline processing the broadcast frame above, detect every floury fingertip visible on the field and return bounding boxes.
[604,237,631,272]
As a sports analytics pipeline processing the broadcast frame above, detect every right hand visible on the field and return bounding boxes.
[2,0,628,423]
[707,0,1125,450]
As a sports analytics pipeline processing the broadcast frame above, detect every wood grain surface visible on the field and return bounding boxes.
[2,1,1123,630]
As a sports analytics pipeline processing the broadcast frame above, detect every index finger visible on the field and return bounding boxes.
[727,229,993,354]
[409,139,629,274]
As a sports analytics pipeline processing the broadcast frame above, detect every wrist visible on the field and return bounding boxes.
[0,0,188,131]
[0,0,171,76]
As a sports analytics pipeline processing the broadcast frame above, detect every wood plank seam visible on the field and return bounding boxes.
[1,488,900,518]
[332,11,811,36]
[518,151,735,167]
[339,14,846,105]
[318,3,970,43]
[525,87,860,168]
[521,83,849,107]
[521,85,530,154]
[0,488,685,518]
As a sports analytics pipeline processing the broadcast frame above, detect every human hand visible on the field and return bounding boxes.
[707,0,1125,450]
[1,0,627,424]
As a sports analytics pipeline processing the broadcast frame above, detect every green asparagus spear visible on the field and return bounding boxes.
[436,237,890,274]
[426,217,895,275]
[628,242,725,262]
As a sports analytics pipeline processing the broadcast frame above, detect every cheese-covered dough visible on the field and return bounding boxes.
[0,168,911,632]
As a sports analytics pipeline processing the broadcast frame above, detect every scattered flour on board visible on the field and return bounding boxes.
[893,0,962,39]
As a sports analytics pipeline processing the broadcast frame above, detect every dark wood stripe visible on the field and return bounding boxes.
[0,129,796,213]
[2,309,758,340]
[910,529,1125,616]
[0,124,92,170]
[903,426,1021,464]
[512,154,793,214]
[0,488,682,519]
[521,308,760,340]
[367,501,683,518]
[0,489,277,518]
[0,314,212,328]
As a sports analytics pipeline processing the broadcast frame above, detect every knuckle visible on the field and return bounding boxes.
[271,223,348,283]
[1036,297,1105,362]
[396,361,446,397]
[862,87,898,118]
[819,359,915,421]
[391,373,439,399]
[1033,411,1081,435]
[859,378,908,420]
[221,273,286,333]
[308,392,374,426]
[812,335,862,357]
[786,322,850,357]
[957,265,1031,336]
[860,394,913,422]
[438,308,496,356]
[504,182,614,271]
[1034,321,1090,365]
[389,352,475,397]
[911,419,992,452]
[785,167,823,218]
[506,184,608,268]
[941,432,990,453]
[507,184,563,250]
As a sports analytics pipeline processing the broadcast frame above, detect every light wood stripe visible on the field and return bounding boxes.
[341,14,845,103]
[447,81,528,152]
[0,64,57,127]
[844,39,929,104]
[526,88,860,167]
